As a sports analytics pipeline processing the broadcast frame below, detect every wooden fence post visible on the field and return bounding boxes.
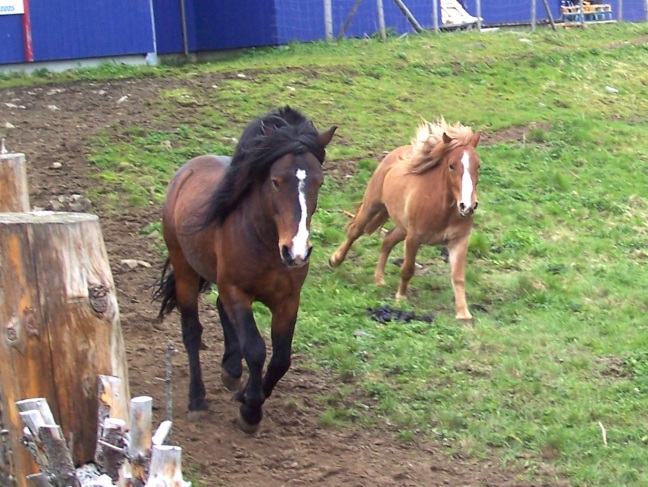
[0,212,130,486]
[0,152,30,212]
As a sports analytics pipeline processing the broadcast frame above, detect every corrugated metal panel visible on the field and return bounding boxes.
[275,0,326,43]
[152,0,187,55]
[30,0,154,62]
[0,15,27,64]
[1,0,155,65]
[193,0,277,51]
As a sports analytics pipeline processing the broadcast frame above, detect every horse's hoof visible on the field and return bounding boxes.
[456,314,473,322]
[221,368,242,392]
[187,409,210,422]
[374,276,385,286]
[236,414,261,435]
[329,254,340,267]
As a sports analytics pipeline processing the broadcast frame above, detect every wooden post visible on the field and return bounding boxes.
[129,397,153,485]
[0,212,130,487]
[0,152,30,212]
[144,446,190,487]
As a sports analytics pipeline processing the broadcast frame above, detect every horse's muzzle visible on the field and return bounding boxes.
[281,245,313,268]
[459,201,478,217]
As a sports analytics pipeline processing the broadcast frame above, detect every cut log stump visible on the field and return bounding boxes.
[0,212,130,487]
[0,152,30,212]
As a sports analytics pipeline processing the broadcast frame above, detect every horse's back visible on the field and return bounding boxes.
[363,145,411,203]
[164,155,231,224]
[162,155,231,282]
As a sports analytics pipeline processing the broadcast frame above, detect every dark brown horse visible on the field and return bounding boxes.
[153,107,336,432]
[329,119,481,320]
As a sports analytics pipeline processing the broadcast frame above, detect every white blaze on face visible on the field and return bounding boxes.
[291,169,309,259]
[460,151,474,210]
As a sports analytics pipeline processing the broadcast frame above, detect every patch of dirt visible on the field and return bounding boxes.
[1,78,566,486]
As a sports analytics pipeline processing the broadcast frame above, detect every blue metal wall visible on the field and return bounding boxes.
[0,0,155,65]
[461,0,645,24]
[0,14,24,64]
[2,0,647,66]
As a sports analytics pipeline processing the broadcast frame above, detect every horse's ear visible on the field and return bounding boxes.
[470,130,482,148]
[442,132,453,144]
[318,126,338,147]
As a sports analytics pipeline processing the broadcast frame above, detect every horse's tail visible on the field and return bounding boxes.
[152,258,178,320]
[152,258,212,320]
[364,206,390,235]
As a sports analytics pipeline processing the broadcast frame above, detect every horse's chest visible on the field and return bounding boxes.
[422,221,472,245]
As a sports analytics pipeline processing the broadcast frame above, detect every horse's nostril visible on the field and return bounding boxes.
[459,202,466,210]
[306,246,313,260]
[281,245,292,264]
[474,201,479,210]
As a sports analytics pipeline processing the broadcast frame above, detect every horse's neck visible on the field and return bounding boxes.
[233,187,278,250]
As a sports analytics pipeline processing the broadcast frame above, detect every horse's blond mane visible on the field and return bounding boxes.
[404,118,475,174]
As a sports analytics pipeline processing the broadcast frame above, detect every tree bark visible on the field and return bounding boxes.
[0,212,130,486]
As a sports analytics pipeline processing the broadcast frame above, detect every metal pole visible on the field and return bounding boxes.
[531,0,536,32]
[541,0,557,31]
[432,0,439,33]
[645,0,648,21]
[476,0,482,31]
[618,0,623,22]
[580,0,585,27]
[179,0,189,56]
[377,0,387,40]
[392,0,424,32]
[324,0,333,40]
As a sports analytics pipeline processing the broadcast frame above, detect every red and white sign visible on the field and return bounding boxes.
[0,0,24,15]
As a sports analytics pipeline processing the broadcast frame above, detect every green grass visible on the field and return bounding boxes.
[5,23,648,486]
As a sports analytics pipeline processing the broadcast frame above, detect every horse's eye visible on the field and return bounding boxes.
[272,178,280,190]
[449,164,456,171]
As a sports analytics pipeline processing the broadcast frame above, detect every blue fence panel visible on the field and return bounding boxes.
[193,0,277,51]
[29,0,154,62]
[152,0,186,55]
[275,0,325,43]
[0,14,25,64]
[460,0,557,24]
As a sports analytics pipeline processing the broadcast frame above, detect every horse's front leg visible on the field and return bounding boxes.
[221,291,267,434]
[395,235,421,300]
[263,301,299,399]
[448,236,472,321]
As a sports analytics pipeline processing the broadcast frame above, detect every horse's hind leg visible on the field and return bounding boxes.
[171,255,209,414]
[329,201,388,267]
[448,236,472,321]
[395,234,422,300]
[216,297,242,391]
[374,225,406,285]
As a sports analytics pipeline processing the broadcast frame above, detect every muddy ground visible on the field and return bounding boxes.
[1,76,564,486]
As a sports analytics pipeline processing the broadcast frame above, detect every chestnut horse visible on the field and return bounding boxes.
[329,119,481,320]
[153,107,336,432]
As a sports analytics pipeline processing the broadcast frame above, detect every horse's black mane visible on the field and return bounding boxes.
[199,106,326,228]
